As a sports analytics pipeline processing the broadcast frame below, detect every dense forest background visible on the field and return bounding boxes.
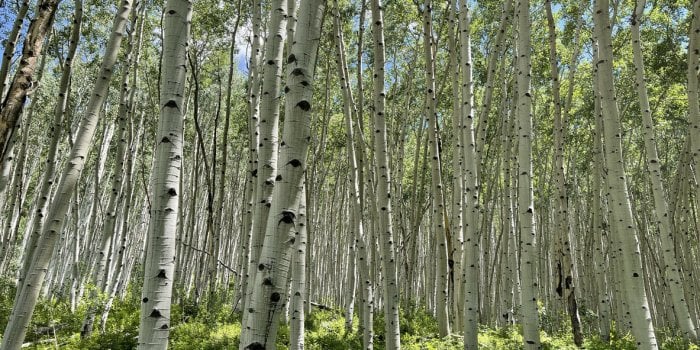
[1,0,700,349]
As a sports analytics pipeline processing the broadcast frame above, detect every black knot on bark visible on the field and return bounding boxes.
[246,343,265,350]
[157,269,167,278]
[296,100,311,111]
[276,175,283,181]
[161,137,170,143]
[164,100,178,109]
[168,188,177,196]
[160,324,169,329]
[287,54,296,63]
[270,292,281,302]
[280,211,295,224]
[288,159,302,167]
[142,298,149,303]
[258,263,265,271]
[167,10,176,14]
[263,278,273,286]
[149,309,162,318]
[291,68,304,76]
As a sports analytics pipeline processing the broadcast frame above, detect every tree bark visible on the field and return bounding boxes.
[593,0,658,347]
[515,0,540,348]
[137,1,191,348]
[0,0,61,163]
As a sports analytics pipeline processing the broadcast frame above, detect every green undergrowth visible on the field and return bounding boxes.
[1,282,698,349]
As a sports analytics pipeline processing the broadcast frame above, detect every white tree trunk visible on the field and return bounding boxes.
[457,0,480,347]
[137,0,191,348]
[515,0,540,348]
[240,0,323,347]
[0,2,131,349]
[371,0,402,347]
[289,186,307,350]
[631,0,698,341]
[242,0,288,325]
[593,0,658,347]
[422,0,450,337]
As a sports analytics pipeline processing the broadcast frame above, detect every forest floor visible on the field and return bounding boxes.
[1,281,697,349]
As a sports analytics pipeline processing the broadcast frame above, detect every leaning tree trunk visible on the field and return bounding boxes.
[0,2,132,349]
[82,5,140,338]
[0,0,61,163]
[239,0,324,347]
[514,0,540,348]
[593,0,658,348]
[631,0,698,341]
[0,0,29,97]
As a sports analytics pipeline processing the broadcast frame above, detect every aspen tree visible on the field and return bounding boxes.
[240,0,323,347]
[0,2,132,349]
[457,0,480,347]
[0,0,61,163]
[333,2,374,346]
[631,0,698,340]
[332,9,358,329]
[240,0,264,312]
[591,40,612,342]
[289,186,307,350]
[514,0,540,348]
[447,0,464,333]
[594,0,658,347]
[475,0,512,172]
[688,0,700,211]
[371,0,402,347]
[0,0,29,97]
[82,6,141,337]
[421,0,450,337]
[544,1,582,345]
[212,0,244,303]
[242,0,288,323]
[137,0,191,348]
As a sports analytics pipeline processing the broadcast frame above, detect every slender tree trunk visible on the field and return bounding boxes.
[421,0,450,337]
[289,185,308,350]
[0,2,131,348]
[544,1,582,346]
[631,0,698,341]
[370,0,401,347]
[591,40,612,343]
[457,0,480,347]
[239,0,263,312]
[515,0,540,348]
[0,0,29,98]
[593,0,658,347]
